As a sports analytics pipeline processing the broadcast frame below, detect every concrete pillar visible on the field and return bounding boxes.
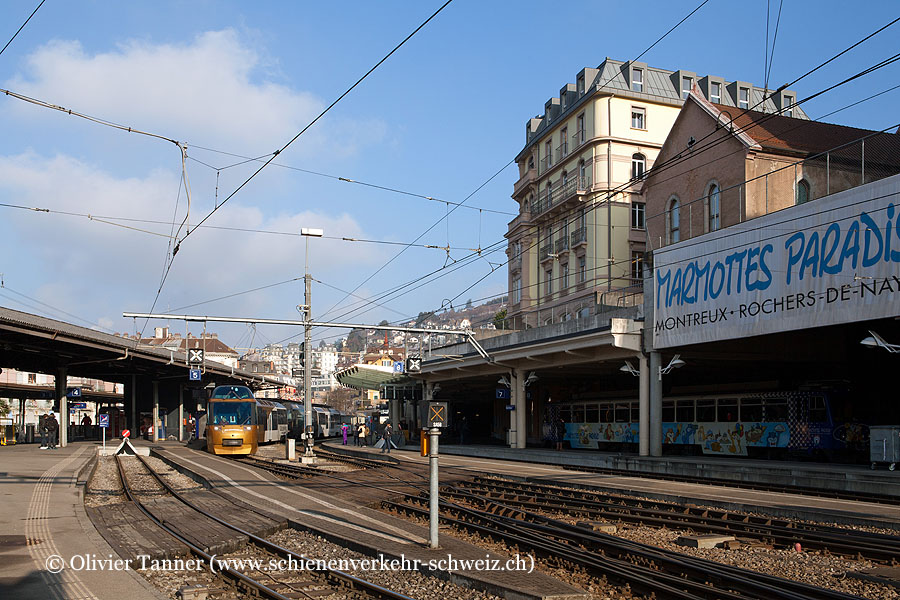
[56,367,68,447]
[649,351,662,457]
[638,354,650,456]
[512,369,526,449]
[152,380,159,442]
[389,395,400,430]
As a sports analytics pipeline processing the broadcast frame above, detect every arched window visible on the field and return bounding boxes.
[632,153,646,180]
[707,183,720,231]
[668,197,680,243]
[796,179,810,205]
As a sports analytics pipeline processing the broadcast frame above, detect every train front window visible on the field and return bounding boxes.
[210,385,254,400]
[210,401,255,425]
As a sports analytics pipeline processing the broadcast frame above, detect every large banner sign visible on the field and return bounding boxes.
[653,175,900,348]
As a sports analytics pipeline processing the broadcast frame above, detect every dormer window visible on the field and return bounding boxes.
[739,87,749,109]
[784,95,794,117]
[577,74,585,96]
[710,81,721,103]
[682,76,693,99]
[632,68,643,92]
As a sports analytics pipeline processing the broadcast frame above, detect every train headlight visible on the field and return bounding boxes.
[244,426,252,431]
[212,426,220,431]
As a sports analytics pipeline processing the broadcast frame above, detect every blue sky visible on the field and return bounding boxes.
[1,1,898,350]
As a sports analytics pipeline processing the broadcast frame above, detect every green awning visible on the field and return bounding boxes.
[335,364,411,390]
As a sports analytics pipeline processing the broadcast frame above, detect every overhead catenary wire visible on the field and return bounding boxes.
[0,0,45,58]
[178,0,455,250]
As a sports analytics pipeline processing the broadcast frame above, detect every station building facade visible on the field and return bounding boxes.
[506,58,807,330]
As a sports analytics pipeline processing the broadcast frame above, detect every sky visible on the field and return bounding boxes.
[1,0,898,352]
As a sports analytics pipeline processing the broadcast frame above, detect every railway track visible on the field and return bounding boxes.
[450,476,900,564]
[116,453,414,600]
[383,491,867,600]
[558,462,900,506]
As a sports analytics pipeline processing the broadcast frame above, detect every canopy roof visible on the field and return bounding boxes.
[335,364,410,391]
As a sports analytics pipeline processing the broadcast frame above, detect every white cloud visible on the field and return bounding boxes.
[5,30,385,156]
[0,152,386,327]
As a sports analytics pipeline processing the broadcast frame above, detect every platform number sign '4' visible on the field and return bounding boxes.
[188,348,204,364]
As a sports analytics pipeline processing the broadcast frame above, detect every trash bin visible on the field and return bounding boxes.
[870,425,900,470]
[25,424,35,443]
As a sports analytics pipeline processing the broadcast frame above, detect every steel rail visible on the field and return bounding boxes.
[385,492,866,600]
[127,453,414,600]
[115,455,296,600]
[454,477,900,563]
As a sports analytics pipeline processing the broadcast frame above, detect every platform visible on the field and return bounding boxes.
[0,441,166,600]
[323,441,900,529]
[150,441,589,600]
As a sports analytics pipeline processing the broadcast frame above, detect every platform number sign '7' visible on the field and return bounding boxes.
[429,402,448,428]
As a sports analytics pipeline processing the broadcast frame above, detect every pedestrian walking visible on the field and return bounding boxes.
[46,412,59,450]
[340,422,349,445]
[357,423,366,447]
[381,422,393,454]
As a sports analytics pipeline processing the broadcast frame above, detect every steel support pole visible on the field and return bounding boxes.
[515,370,526,449]
[649,351,662,457]
[152,380,159,442]
[639,354,650,456]
[56,366,68,447]
[178,384,185,442]
[429,427,440,548]
[303,271,314,459]
[131,374,137,436]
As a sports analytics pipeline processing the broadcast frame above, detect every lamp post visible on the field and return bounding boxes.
[861,331,900,353]
[301,227,323,463]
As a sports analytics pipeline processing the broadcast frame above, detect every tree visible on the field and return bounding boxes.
[493,309,508,330]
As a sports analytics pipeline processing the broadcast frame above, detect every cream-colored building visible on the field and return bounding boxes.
[506,58,807,329]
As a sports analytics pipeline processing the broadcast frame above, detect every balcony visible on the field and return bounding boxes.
[509,254,522,272]
[571,227,587,247]
[513,167,537,197]
[571,128,586,150]
[532,175,592,219]
[555,141,568,163]
[555,237,569,254]
[540,155,552,173]
[539,244,553,262]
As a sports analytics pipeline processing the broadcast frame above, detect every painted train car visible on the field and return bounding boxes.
[547,389,868,460]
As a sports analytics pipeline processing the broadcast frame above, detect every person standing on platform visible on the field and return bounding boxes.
[555,416,566,451]
[381,422,393,454]
[357,422,366,447]
[46,412,59,450]
[340,422,349,445]
[39,412,49,449]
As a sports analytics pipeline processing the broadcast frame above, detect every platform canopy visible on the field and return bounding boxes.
[335,364,411,391]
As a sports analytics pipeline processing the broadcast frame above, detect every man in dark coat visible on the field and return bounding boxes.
[45,412,59,450]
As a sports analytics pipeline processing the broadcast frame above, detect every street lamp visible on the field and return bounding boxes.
[524,372,539,387]
[860,330,900,353]
[300,227,323,462]
[497,376,511,387]
[658,354,685,380]
[620,360,640,377]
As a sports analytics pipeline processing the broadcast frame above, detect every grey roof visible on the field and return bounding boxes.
[522,58,808,154]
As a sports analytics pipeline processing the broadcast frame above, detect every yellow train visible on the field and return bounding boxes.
[206,385,302,456]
